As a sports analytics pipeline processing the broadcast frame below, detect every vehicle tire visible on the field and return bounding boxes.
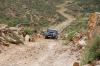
[45,36,48,39]
[55,36,58,39]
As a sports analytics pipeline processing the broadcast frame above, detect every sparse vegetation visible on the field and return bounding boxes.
[0,0,65,29]
[75,0,100,13]
[0,0,100,66]
[81,35,100,66]
[24,28,33,35]
[63,16,88,40]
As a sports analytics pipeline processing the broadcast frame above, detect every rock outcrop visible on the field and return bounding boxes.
[0,24,23,45]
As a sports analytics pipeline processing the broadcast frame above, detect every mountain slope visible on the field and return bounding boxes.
[0,0,65,28]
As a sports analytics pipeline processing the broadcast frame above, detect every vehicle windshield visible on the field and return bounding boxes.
[47,29,58,34]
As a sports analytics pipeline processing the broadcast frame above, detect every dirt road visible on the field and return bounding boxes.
[0,40,81,66]
[51,1,76,33]
[0,1,82,66]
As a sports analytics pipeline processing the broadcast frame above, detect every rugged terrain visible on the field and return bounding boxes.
[0,40,82,66]
[0,0,99,66]
[0,1,82,66]
[0,34,99,66]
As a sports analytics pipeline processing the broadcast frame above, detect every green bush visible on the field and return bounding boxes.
[39,19,50,27]
[24,28,33,35]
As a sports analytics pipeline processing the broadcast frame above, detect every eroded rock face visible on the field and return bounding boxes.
[72,32,87,47]
[0,24,23,45]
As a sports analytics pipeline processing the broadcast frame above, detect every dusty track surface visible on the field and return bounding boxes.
[0,40,81,66]
[0,1,81,66]
[52,1,76,33]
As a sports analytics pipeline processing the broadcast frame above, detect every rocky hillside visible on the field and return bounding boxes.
[76,0,100,13]
[0,0,65,28]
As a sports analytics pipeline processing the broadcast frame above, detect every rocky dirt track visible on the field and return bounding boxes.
[0,1,82,66]
[0,40,81,66]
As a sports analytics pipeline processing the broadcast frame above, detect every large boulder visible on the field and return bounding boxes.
[73,62,79,66]
[72,32,87,46]
[25,34,30,42]
[0,24,24,45]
